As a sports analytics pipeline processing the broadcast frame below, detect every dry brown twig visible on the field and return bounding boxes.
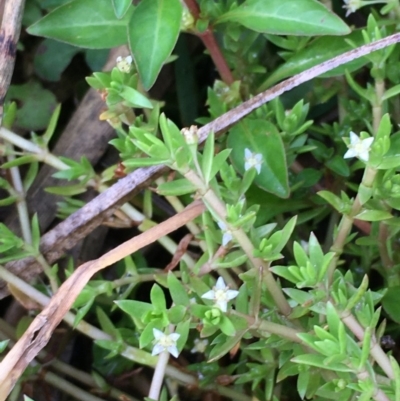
[0,200,205,399]
[0,0,25,125]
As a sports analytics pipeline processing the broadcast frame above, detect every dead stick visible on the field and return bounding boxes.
[0,200,205,400]
[0,0,25,124]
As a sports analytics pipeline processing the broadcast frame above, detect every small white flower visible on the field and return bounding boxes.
[181,125,198,145]
[191,338,209,353]
[344,131,374,162]
[201,277,239,312]
[152,329,180,358]
[116,55,133,73]
[342,0,361,17]
[244,148,263,174]
[217,221,233,246]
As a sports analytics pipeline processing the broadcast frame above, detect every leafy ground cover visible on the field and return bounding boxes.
[1,1,400,401]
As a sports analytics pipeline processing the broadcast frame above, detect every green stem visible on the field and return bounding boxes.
[184,170,292,316]
[340,311,394,380]
[327,167,377,283]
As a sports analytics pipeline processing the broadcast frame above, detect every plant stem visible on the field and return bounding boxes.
[183,0,234,85]
[149,351,170,400]
[341,311,394,380]
[185,169,292,316]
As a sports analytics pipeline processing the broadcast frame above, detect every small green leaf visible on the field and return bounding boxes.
[120,86,153,109]
[128,0,183,89]
[355,209,392,221]
[115,300,153,322]
[202,132,215,183]
[292,354,352,372]
[27,0,133,48]
[0,339,9,354]
[168,305,186,324]
[157,179,196,196]
[317,190,344,212]
[31,214,41,252]
[96,307,120,337]
[216,0,350,36]
[151,284,167,311]
[167,272,190,306]
[208,332,244,362]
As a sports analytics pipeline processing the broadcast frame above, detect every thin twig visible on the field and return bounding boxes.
[0,0,25,125]
[0,200,205,400]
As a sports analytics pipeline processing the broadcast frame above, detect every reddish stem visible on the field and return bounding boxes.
[183,0,234,85]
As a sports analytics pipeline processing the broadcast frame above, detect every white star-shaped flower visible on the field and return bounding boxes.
[343,131,374,162]
[152,329,180,358]
[342,0,361,17]
[191,338,209,354]
[217,221,233,246]
[244,148,263,174]
[116,55,133,73]
[201,277,239,312]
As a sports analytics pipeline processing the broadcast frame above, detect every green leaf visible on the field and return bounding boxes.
[96,307,119,337]
[31,214,41,252]
[27,0,133,48]
[115,300,153,322]
[354,209,392,221]
[219,315,236,337]
[151,284,167,311]
[157,179,196,196]
[176,319,190,352]
[128,0,183,89]
[260,31,364,89]
[228,119,289,198]
[216,0,350,36]
[292,354,353,372]
[167,305,186,324]
[112,0,132,19]
[208,332,244,362]
[5,81,57,131]
[34,39,80,81]
[202,132,215,183]
[120,86,153,109]
[0,340,9,353]
[382,286,400,323]
[167,272,190,306]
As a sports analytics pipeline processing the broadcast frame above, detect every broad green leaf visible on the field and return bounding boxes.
[128,0,183,89]
[216,0,350,37]
[5,81,57,131]
[34,39,80,82]
[260,30,364,89]
[382,286,400,323]
[228,119,289,198]
[27,0,133,48]
[112,0,132,19]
